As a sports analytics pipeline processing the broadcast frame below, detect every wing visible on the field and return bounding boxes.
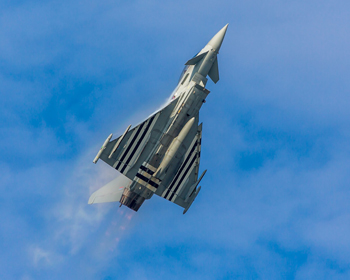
[156,122,204,213]
[98,99,178,181]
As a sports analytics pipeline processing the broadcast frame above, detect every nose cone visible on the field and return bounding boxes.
[207,24,228,51]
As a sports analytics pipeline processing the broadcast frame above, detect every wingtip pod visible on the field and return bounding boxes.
[93,133,113,164]
[183,186,201,214]
[183,169,207,214]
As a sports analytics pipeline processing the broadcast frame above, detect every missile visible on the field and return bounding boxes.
[108,125,131,158]
[93,133,113,164]
[184,169,207,202]
[154,117,195,179]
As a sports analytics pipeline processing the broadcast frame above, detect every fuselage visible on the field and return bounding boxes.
[119,25,228,211]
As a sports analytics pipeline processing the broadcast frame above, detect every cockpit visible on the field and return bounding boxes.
[178,51,199,85]
[178,65,190,84]
[169,53,198,100]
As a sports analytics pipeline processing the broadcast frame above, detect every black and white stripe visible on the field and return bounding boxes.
[193,126,202,183]
[113,113,159,175]
[162,136,198,201]
[139,164,155,176]
[134,162,160,192]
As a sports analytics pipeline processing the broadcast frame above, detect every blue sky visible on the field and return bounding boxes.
[1,0,350,279]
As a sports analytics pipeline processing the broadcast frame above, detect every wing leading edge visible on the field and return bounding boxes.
[97,99,178,181]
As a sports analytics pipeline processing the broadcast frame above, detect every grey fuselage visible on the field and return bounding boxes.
[119,25,228,211]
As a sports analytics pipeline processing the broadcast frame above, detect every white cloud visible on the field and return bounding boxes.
[1,0,350,279]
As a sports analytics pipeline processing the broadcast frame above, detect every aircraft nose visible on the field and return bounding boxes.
[207,23,229,51]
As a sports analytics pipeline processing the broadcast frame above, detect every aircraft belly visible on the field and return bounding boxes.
[91,24,228,213]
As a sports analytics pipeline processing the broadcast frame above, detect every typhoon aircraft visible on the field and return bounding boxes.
[89,24,228,214]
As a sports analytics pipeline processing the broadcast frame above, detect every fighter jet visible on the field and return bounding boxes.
[89,24,228,214]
